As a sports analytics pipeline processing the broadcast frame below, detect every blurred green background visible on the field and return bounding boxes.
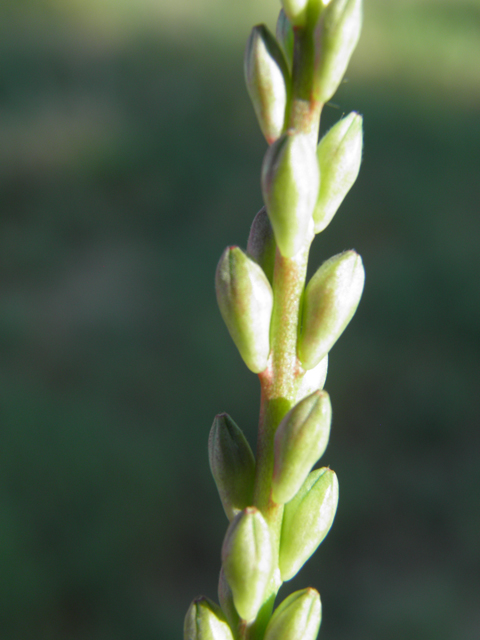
[1,0,479,638]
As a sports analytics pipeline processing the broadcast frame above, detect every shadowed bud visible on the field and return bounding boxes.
[298,250,364,370]
[209,413,256,521]
[263,588,321,640]
[218,567,240,633]
[184,596,235,640]
[313,0,363,104]
[276,9,294,70]
[314,112,363,233]
[247,206,276,285]
[280,468,338,580]
[295,355,328,403]
[245,25,289,145]
[261,131,319,258]
[216,246,273,373]
[222,507,273,622]
[272,390,332,504]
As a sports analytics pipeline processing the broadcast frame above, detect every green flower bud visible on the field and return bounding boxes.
[314,112,363,233]
[216,246,273,373]
[218,567,240,633]
[209,413,256,521]
[272,390,332,505]
[245,25,289,145]
[222,507,273,622]
[247,206,276,285]
[281,0,309,27]
[261,131,319,258]
[298,250,364,370]
[276,9,294,71]
[313,0,363,104]
[184,596,235,640]
[294,355,328,403]
[280,468,338,581]
[263,588,321,640]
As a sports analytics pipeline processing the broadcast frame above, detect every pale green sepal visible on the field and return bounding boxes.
[263,588,321,640]
[298,250,364,370]
[221,507,273,622]
[261,131,319,258]
[215,246,273,373]
[245,25,289,145]
[272,390,332,505]
[295,355,328,403]
[209,413,256,521]
[276,9,294,71]
[280,467,338,581]
[184,596,235,640]
[247,206,276,285]
[314,112,363,233]
[218,567,240,634]
[313,0,363,104]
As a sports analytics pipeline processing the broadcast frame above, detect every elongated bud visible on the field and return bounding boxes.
[247,206,276,285]
[209,413,256,521]
[298,250,364,370]
[221,507,273,622]
[276,9,294,70]
[313,0,363,104]
[218,567,240,633]
[314,112,363,233]
[272,390,332,504]
[280,468,338,580]
[264,588,321,640]
[295,355,328,403]
[280,0,309,27]
[261,131,319,258]
[216,246,273,373]
[184,596,235,640]
[245,25,289,145]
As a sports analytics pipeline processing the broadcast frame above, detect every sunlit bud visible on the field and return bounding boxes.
[247,206,276,285]
[209,413,256,521]
[313,0,363,104]
[298,250,364,370]
[216,246,273,373]
[218,567,240,633]
[184,596,235,640]
[272,390,332,504]
[276,9,294,70]
[263,588,321,640]
[281,0,309,27]
[280,467,338,580]
[314,112,363,233]
[222,507,273,622]
[294,355,328,403]
[261,131,319,258]
[245,25,289,145]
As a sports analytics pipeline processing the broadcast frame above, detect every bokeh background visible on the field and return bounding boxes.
[1,0,479,638]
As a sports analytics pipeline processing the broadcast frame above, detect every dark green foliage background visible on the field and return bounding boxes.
[0,1,479,639]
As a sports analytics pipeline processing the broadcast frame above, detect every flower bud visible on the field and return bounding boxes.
[276,9,294,70]
[247,206,276,285]
[216,246,273,373]
[209,413,256,521]
[313,0,363,104]
[245,25,289,145]
[218,567,240,633]
[280,468,338,581]
[272,390,332,505]
[294,355,328,403]
[263,588,321,640]
[261,131,319,258]
[280,0,309,27]
[298,250,364,370]
[222,507,273,622]
[184,596,235,640]
[314,112,363,233]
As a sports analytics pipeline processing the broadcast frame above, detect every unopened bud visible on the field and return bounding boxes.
[245,25,289,145]
[216,246,273,373]
[209,413,256,521]
[313,0,363,104]
[272,390,332,504]
[247,206,276,285]
[261,131,319,258]
[263,588,321,640]
[298,250,364,370]
[221,507,273,622]
[314,112,363,233]
[218,567,240,633]
[276,9,294,70]
[281,0,310,27]
[280,468,338,581]
[184,596,234,640]
[294,355,328,403]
